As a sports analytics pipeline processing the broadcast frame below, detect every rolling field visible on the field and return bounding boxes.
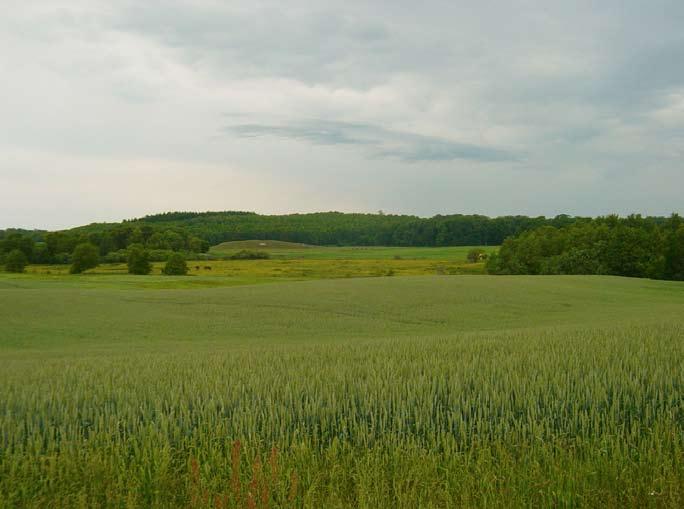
[1,275,684,507]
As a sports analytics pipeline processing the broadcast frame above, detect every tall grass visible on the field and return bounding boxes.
[23,257,486,280]
[1,324,683,507]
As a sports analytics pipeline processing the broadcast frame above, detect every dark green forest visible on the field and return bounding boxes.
[487,214,684,281]
[66,211,590,246]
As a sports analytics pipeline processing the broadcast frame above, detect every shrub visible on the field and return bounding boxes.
[54,253,71,265]
[664,225,684,281]
[5,249,28,273]
[230,250,270,260]
[540,247,604,275]
[103,250,129,264]
[70,243,99,274]
[188,237,210,253]
[127,244,152,275]
[147,250,174,262]
[485,251,500,274]
[0,234,34,261]
[163,253,188,275]
[466,248,487,263]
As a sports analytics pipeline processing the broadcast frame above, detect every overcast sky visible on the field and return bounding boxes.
[2,1,683,229]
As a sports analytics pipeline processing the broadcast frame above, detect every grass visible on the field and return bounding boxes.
[1,274,684,507]
[22,258,487,283]
[21,244,493,284]
[212,240,312,250]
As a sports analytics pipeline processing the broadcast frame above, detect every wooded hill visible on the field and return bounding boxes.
[68,211,592,246]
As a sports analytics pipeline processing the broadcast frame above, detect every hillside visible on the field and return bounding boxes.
[213,239,313,250]
[66,210,596,247]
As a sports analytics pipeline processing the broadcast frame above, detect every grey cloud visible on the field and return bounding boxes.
[601,40,684,113]
[225,120,518,162]
[113,2,456,87]
[2,0,684,229]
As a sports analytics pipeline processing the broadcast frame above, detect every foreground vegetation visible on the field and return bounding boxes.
[1,275,683,507]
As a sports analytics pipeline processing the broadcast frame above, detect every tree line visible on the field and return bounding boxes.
[486,214,684,281]
[0,225,210,267]
[5,211,592,267]
[71,211,602,247]
[3,211,682,282]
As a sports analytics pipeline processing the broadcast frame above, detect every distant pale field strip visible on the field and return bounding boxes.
[2,275,684,506]
[210,241,498,260]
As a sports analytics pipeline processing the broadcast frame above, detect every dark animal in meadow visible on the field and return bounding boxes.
[204,266,212,270]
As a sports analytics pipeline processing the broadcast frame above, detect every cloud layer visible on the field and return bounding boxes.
[226,120,519,162]
[1,0,683,229]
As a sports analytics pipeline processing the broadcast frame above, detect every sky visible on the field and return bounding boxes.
[1,0,683,230]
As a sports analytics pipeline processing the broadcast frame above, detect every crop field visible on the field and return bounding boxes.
[1,274,684,507]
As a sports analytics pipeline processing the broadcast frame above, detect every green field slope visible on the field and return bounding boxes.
[1,275,684,507]
[210,243,497,260]
[213,239,313,250]
[1,275,683,351]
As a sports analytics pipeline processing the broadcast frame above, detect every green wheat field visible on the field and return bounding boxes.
[1,256,684,507]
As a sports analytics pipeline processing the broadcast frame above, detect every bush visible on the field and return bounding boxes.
[70,243,99,274]
[188,237,210,253]
[103,250,129,264]
[0,234,34,261]
[163,253,188,275]
[664,225,684,281]
[485,252,500,274]
[230,250,270,260]
[127,245,152,275]
[466,248,487,263]
[32,243,52,264]
[5,249,28,273]
[193,253,216,261]
[54,253,71,265]
[147,250,171,262]
[540,247,604,275]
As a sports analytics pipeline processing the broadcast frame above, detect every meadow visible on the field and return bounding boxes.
[1,273,684,507]
[21,244,490,285]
